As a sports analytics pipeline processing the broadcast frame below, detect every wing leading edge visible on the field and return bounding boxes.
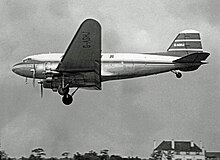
[56,19,102,90]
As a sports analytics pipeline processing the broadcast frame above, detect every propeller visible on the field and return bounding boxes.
[31,64,36,87]
[25,77,28,84]
[38,80,43,98]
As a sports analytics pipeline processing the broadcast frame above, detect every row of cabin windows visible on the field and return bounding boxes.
[176,152,201,155]
[176,159,202,160]
[101,55,114,58]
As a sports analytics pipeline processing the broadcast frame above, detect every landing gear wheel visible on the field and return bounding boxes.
[176,72,182,79]
[58,86,69,95]
[62,94,73,105]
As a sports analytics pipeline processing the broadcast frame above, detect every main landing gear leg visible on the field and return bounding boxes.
[171,70,182,79]
[62,87,79,105]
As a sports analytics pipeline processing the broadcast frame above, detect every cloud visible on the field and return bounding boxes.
[165,0,220,27]
[1,111,48,156]
[0,0,219,158]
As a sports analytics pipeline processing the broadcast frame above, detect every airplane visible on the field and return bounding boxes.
[12,18,210,105]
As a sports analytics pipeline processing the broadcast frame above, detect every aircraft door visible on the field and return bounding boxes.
[123,61,134,74]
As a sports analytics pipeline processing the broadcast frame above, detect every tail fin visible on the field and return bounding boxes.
[167,30,203,56]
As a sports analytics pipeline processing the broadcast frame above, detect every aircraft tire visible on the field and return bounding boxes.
[62,94,73,105]
[176,72,182,78]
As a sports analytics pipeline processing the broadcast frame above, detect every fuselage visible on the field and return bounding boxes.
[12,52,189,82]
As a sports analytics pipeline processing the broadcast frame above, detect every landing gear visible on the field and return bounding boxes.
[62,94,73,105]
[171,70,182,79]
[60,87,79,105]
[59,75,79,105]
[176,72,182,78]
[58,86,69,95]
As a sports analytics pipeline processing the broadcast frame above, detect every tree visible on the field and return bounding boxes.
[84,150,100,160]
[150,150,174,160]
[0,150,8,160]
[30,147,46,160]
[149,150,162,160]
[62,152,70,159]
[74,152,84,160]
[100,149,109,160]
[163,150,174,160]
[110,155,123,160]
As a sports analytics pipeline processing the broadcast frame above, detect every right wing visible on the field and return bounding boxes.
[56,19,102,90]
[57,19,101,72]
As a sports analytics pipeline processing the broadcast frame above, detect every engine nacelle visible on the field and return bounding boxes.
[35,62,59,79]
[43,79,60,90]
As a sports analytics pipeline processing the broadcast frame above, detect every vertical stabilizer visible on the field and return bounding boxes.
[167,30,203,56]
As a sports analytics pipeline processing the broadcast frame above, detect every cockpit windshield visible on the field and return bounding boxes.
[22,58,32,62]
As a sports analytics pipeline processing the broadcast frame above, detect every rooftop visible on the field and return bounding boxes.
[154,141,202,152]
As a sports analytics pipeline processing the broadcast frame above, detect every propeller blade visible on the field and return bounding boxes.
[25,77,28,84]
[38,80,43,98]
[33,72,35,87]
[32,64,36,87]
[40,82,43,98]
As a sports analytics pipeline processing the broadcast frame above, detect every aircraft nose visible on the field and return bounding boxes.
[12,62,33,78]
[12,62,26,76]
[12,63,20,75]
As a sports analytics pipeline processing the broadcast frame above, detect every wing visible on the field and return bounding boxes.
[56,19,102,90]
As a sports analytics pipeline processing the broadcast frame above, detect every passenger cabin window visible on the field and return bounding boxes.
[110,55,114,58]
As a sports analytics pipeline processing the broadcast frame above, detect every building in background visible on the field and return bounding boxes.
[205,152,220,160]
[151,140,205,160]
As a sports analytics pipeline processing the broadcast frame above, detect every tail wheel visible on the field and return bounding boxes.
[176,72,182,78]
[171,70,182,79]
[62,94,73,105]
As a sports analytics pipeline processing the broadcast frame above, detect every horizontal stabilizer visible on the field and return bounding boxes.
[173,52,210,63]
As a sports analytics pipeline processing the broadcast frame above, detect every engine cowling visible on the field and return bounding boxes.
[42,79,60,90]
[35,62,59,79]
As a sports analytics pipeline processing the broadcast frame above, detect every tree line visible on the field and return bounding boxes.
[0,148,145,160]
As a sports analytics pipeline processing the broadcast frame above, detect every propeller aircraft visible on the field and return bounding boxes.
[12,19,210,105]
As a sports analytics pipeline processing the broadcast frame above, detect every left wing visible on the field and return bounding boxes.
[56,19,102,90]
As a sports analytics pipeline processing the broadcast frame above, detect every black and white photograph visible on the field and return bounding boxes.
[0,0,219,160]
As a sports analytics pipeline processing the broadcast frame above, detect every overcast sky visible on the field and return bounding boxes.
[0,0,220,158]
